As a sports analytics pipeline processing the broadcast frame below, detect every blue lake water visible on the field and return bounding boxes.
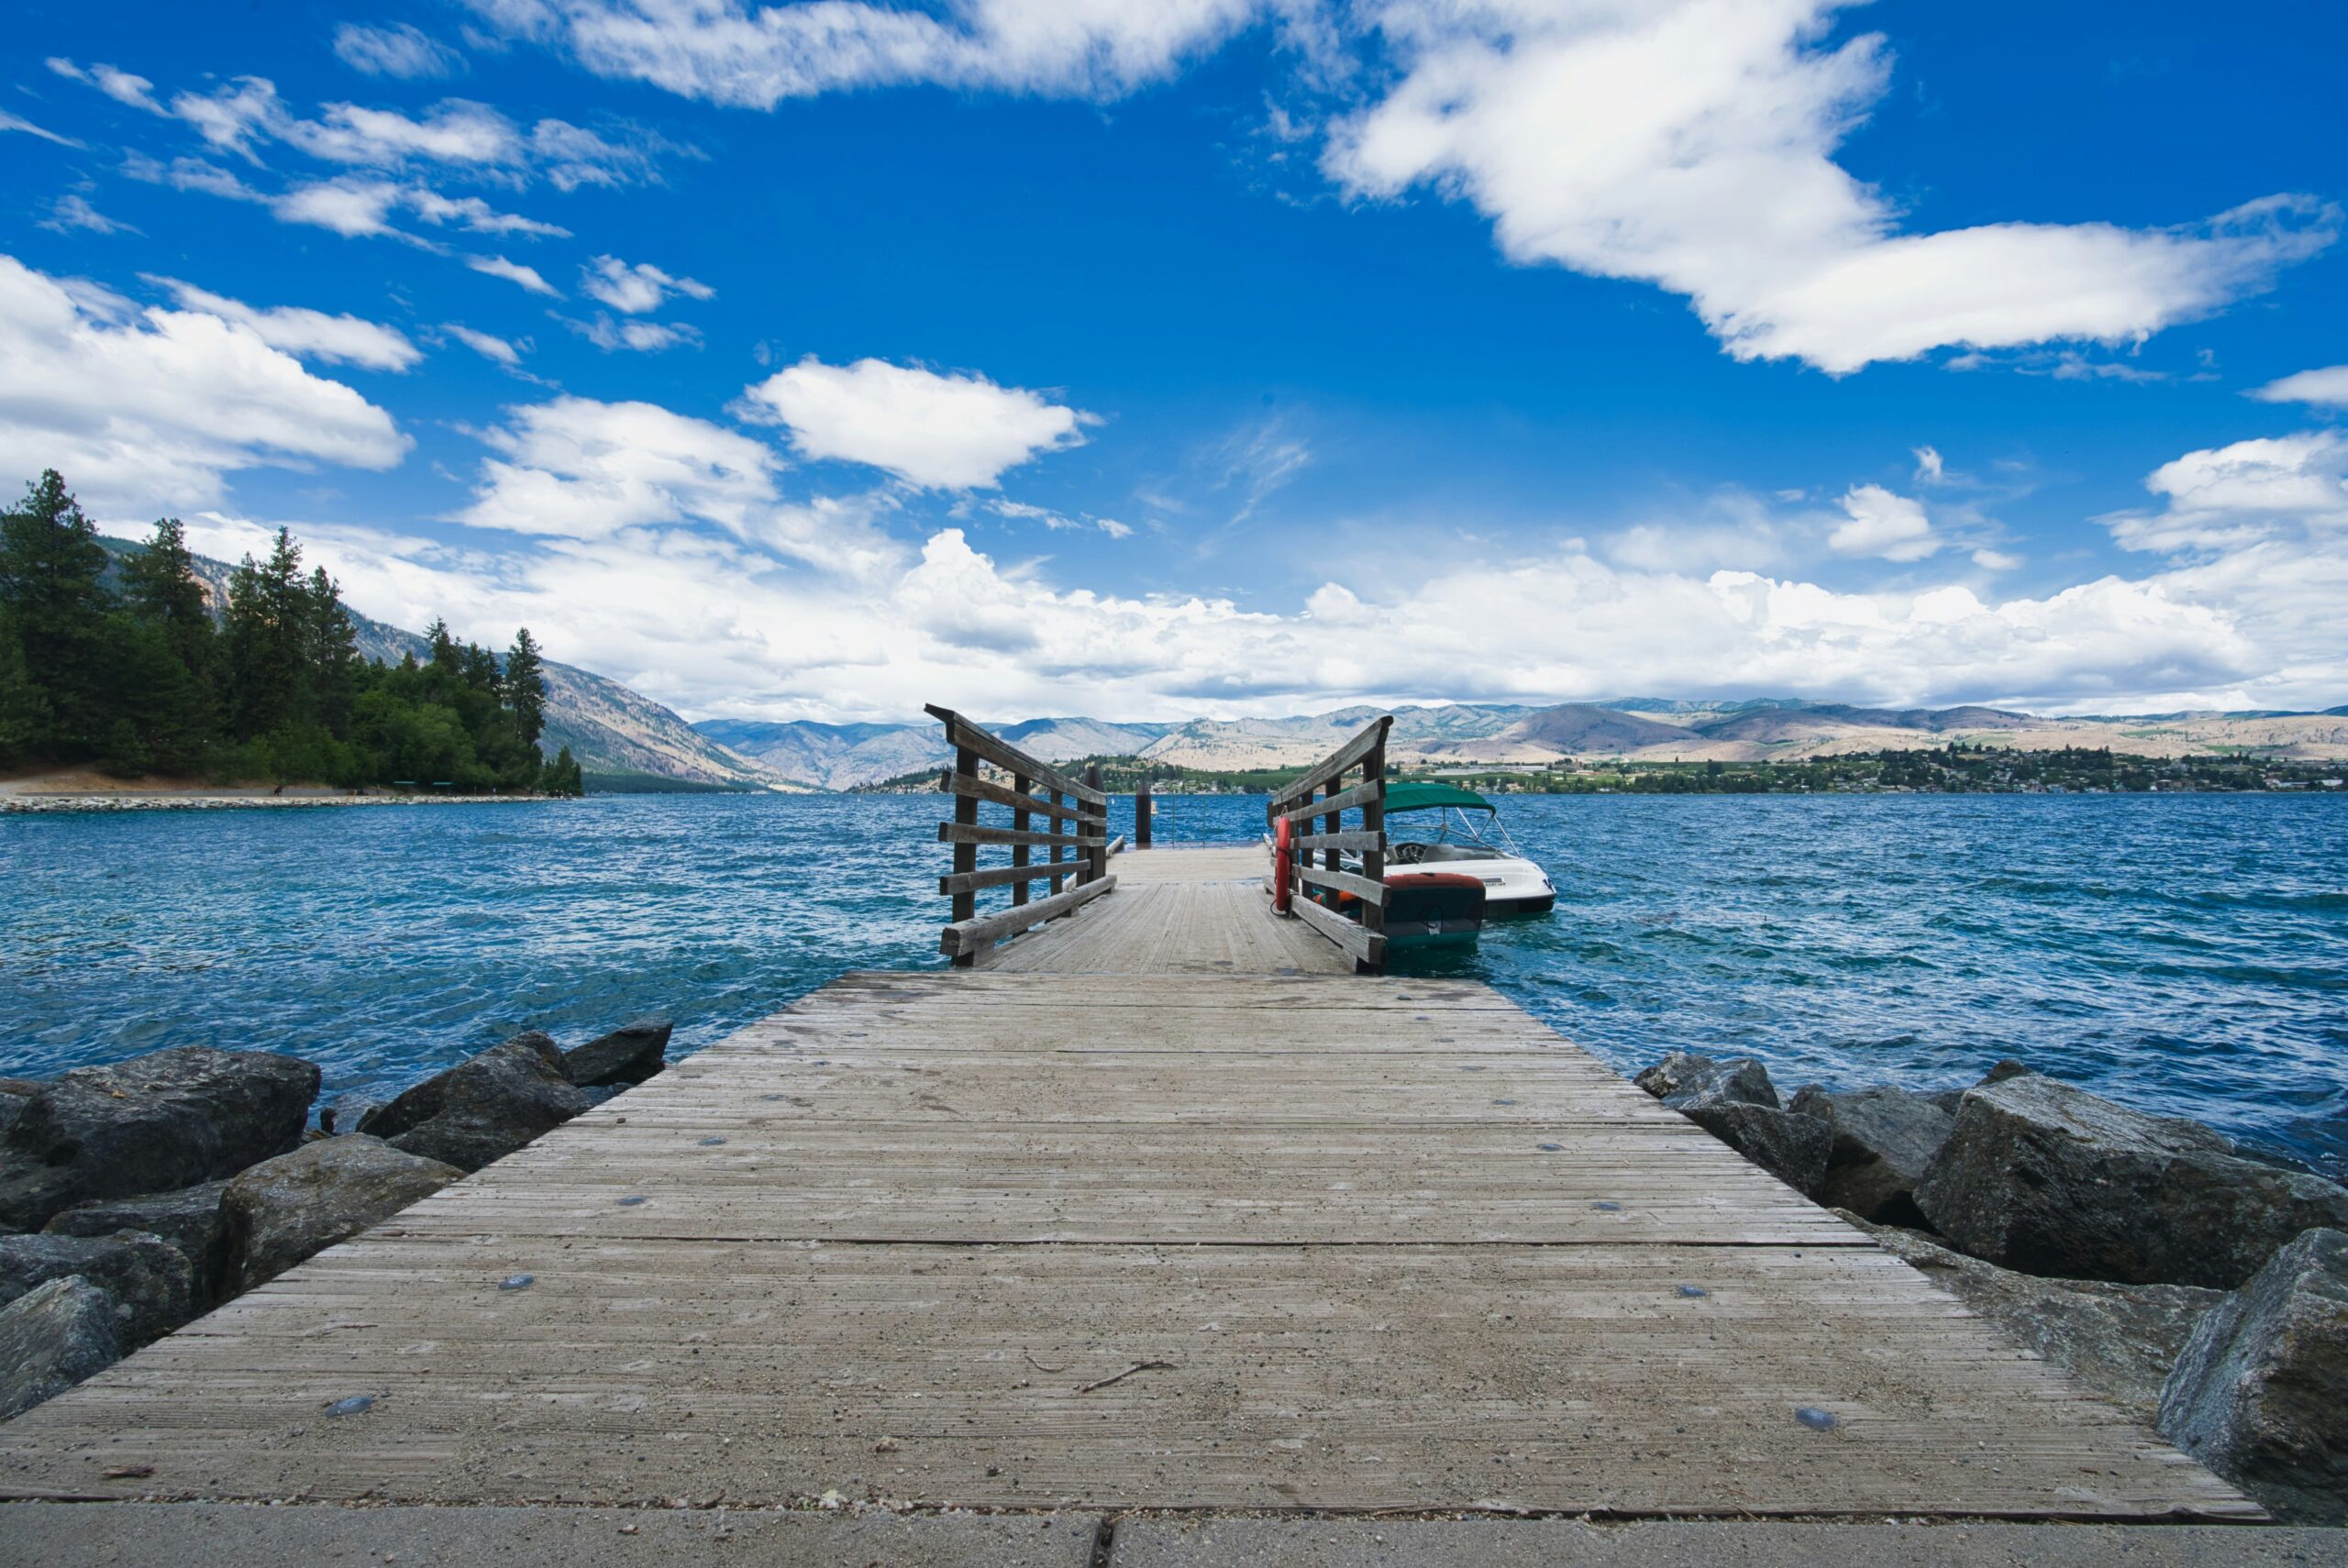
[6,792,2344,1175]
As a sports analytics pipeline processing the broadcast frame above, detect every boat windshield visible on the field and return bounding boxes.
[1381,786,1526,861]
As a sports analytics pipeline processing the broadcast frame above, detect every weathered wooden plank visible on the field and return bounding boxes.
[940,873,1114,955]
[1273,778,1381,824]
[924,704,1104,804]
[943,770,1082,821]
[1268,715,1392,812]
[978,881,1349,977]
[938,822,1105,849]
[939,861,1080,895]
[1300,866,1387,905]
[1290,889,1385,967]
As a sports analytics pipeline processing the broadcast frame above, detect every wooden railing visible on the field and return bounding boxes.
[926,704,1115,966]
[1265,713,1391,973]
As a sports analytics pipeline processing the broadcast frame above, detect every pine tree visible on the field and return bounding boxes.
[0,613,50,766]
[100,614,213,778]
[504,627,547,750]
[0,469,113,755]
[221,529,311,739]
[460,640,499,693]
[542,744,584,797]
[305,565,359,736]
[121,517,213,673]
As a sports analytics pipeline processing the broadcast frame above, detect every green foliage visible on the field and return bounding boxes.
[0,613,51,767]
[0,469,583,796]
[0,470,112,752]
[504,627,547,749]
[542,745,584,797]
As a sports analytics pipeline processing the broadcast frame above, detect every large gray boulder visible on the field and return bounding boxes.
[1847,1213,2222,1426]
[0,1275,121,1422]
[356,1032,591,1173]
[1790,1085,1955,1224]
[1679,1100,1832,1197]
[1634,1052,1776,1107]
[561,1016,672,1089]
[0,1077,37,1146]
[0,1048,319,1231]
[2159,1228,2348,1523]
[43,1180,233,1305]
[0,1231,198,1346]
[1914,1072,2348,1287]
[1637,1054,1828,1197]
[223,1136,462,1290]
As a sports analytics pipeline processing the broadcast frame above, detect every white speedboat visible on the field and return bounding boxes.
[1379,782,1556,916]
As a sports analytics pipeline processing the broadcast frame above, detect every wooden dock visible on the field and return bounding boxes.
[0,717,2260,1524]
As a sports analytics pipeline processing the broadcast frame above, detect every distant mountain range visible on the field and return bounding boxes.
[100,535,2348,790]
[695,698,2348,788]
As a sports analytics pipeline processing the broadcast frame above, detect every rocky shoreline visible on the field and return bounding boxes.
[1636,1049,2348,1523]
[0,1017,670,1424]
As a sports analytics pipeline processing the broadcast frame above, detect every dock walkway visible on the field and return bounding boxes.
[0,845,2256,1524]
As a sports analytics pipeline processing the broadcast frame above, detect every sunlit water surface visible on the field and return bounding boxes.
[6,791,2343,1175]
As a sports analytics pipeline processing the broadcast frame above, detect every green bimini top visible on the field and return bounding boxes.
[1382,781,1496,814]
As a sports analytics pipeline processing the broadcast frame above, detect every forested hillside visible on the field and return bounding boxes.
[0,469,581,794]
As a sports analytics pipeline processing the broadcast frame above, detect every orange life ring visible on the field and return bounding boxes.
[1272,815,1294,912]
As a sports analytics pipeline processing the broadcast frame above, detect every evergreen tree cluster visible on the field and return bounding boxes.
[0,469,582,795]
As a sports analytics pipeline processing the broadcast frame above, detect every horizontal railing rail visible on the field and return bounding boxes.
[925,703,1115,966]
[1265,713,1391,972]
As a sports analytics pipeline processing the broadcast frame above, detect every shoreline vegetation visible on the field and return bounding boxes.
[859,746,2348,797]
[0,469,581,799]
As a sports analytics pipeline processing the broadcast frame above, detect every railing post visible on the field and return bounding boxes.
[1261,714,1392,972]
[1359,739,1387,971]
[1011,771,1031,909]
[1135,779,1152,848]
[926,706,1118,962]
[950,745,979,967]
[1084,763,1106,888]
[1049,788,1068,899]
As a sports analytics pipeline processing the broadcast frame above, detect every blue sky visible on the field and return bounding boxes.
[5,0,2345,722]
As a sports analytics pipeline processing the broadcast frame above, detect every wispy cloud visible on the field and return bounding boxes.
[334,22,466,80]
[39,194,137,235]
[468,254,561,296]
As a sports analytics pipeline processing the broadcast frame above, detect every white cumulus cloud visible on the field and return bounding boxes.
[2251,366,2348,409]
[149,278,421,370]
[2107,432,2348,554]
[460,396,781,537]
[1322,1,2333,373]
[1829,484,1939,561]
[581,254,714,313]
[0,253,409,514]
[737,357,1095,490]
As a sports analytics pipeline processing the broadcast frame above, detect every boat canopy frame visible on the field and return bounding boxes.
[1379,781,1531,860]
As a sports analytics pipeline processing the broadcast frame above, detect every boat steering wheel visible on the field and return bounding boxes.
[1390,841,1429,865]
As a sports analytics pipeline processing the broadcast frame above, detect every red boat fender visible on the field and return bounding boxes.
[1272,816,1294,912]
